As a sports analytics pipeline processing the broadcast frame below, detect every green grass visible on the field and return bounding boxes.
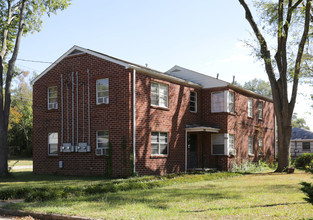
[2,170,313,219]
[8,158,33,167]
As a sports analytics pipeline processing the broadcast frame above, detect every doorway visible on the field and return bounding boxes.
[188,134,197,169]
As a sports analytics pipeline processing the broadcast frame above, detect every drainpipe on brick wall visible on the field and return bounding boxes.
[132,69,136,175]
[185,129,187,173]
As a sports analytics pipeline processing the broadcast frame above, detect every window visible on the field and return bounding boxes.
[212,134,234,155]
[151,82,168,108]
[228,92,234,113]
[151,132,168,155]
[229,135,235,155]
[96,79,109,104]
[248,98,253,118]
[48,132,58,155]
[258,138,263,155]
[96,130,109,155]
[190,91,197,112]
[303,142,310,151]
[211,91,234,113]
[248,136,253,155]
[258,101,263,120]
[48,86,58,109]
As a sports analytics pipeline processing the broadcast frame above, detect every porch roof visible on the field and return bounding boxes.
[186,124,220,133]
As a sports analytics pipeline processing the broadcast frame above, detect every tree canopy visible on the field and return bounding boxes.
[0,0,70,176]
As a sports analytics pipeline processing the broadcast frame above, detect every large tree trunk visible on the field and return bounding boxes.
[276,118,292,171]
[0,125,8,176]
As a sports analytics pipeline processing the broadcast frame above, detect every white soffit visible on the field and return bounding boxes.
[165,65,229,89]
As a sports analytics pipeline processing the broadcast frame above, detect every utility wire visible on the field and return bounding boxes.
[17,58,53,64]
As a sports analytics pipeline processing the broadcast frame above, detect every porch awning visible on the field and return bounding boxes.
[186,124,219,133]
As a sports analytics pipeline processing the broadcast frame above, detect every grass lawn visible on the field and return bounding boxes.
[2,170,313,219]
[8,158,33,166]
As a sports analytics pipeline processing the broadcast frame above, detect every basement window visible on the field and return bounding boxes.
[48,132,58,156]
[48,86,58,110]
[96,79,109,104]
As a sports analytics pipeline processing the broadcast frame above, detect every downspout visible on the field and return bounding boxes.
[185,129,187,173]
[76,72,79,146]
[132,69,136,175]
[61,74,63,147]
[87,69,91,146]
[72,72,74,147]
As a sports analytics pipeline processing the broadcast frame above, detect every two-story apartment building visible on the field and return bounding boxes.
[32,45,275,177]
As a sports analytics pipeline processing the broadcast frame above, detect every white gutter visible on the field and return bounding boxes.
[132,69,136,175]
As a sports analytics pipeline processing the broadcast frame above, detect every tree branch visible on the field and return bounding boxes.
[289,0,312,115]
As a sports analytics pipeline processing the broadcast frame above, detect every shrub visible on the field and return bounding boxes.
[231,159,272,173]
[294,153,313,168]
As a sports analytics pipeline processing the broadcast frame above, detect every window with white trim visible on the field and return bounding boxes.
[258,138,263,155]
[248,98,253,118]
[96,79,109,104]
[211,91,234,113]
[48,86,58,110]
[96,130,109,155]
[258,101,263,120]
[190,91,197,113]
[212,134,235,155]
[151,82,168,108]
[151,132,168,155]
[303,142,310,151]
[248,136,253,154]
[48,132,58,155]
[228,92,234,113]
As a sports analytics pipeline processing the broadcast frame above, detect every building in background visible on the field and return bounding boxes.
[291,127,313,159]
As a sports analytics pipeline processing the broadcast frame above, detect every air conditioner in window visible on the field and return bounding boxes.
[98,97,109,104]
[48,103,57,109]
[96,148,108,156]
[229,149,236,156]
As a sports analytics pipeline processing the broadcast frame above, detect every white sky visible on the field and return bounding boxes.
[15,0,313,129]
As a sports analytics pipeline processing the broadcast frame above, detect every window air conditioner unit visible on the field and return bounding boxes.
[229,149,236,156]
[98,97,109,104]
[96,148,107,156]
[49,103,57,109]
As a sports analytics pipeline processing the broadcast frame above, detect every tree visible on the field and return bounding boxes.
[0,0,70,176]
[238,0,312,171]
[243,78,272,99]
[292,113,310,130]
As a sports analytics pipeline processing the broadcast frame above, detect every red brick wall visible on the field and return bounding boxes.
[33,53,132,176]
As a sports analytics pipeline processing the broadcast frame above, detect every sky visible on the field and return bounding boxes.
[15,0,313,129]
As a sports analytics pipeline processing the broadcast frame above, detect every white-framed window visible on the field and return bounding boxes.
[190,91,197,113]
[48,132,58,155]
[258,101,263,120]
[258,138,263,155]
[151,132,168,155]
[96,79,109,104]
[228,92,234,113]
[211,91,234,113]
[96,130,109,155]
[48,86,58,110]
[212,133,234,155]
[303,142,310,151]
[248,136,253,155]
[248,98,253,118]
[151,82,168,108]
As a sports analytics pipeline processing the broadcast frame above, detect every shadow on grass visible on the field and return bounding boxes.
[10,187,242,212]
[181,201,308,213]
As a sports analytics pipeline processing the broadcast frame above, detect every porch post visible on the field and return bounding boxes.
[202,129,205,169]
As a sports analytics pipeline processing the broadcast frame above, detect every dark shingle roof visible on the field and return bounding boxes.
[291,127,313,140]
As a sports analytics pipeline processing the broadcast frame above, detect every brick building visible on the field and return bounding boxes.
[32,45,275,177]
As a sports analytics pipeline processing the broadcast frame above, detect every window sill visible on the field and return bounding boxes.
[247,116,253,119]
[150,155,168,159]
[151,105,170,111]
[190,111,197,114]
[48,154,58,157]
[248,154,254,157]
[96,103,109,107]
[47,109,58,112]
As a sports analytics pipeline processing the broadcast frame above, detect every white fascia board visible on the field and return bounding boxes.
[31,45,129,85]
[291,139,313,142]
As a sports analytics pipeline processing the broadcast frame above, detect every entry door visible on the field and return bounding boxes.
[188,134,197,169]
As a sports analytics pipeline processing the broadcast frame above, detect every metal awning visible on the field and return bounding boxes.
[185,125,219,133]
